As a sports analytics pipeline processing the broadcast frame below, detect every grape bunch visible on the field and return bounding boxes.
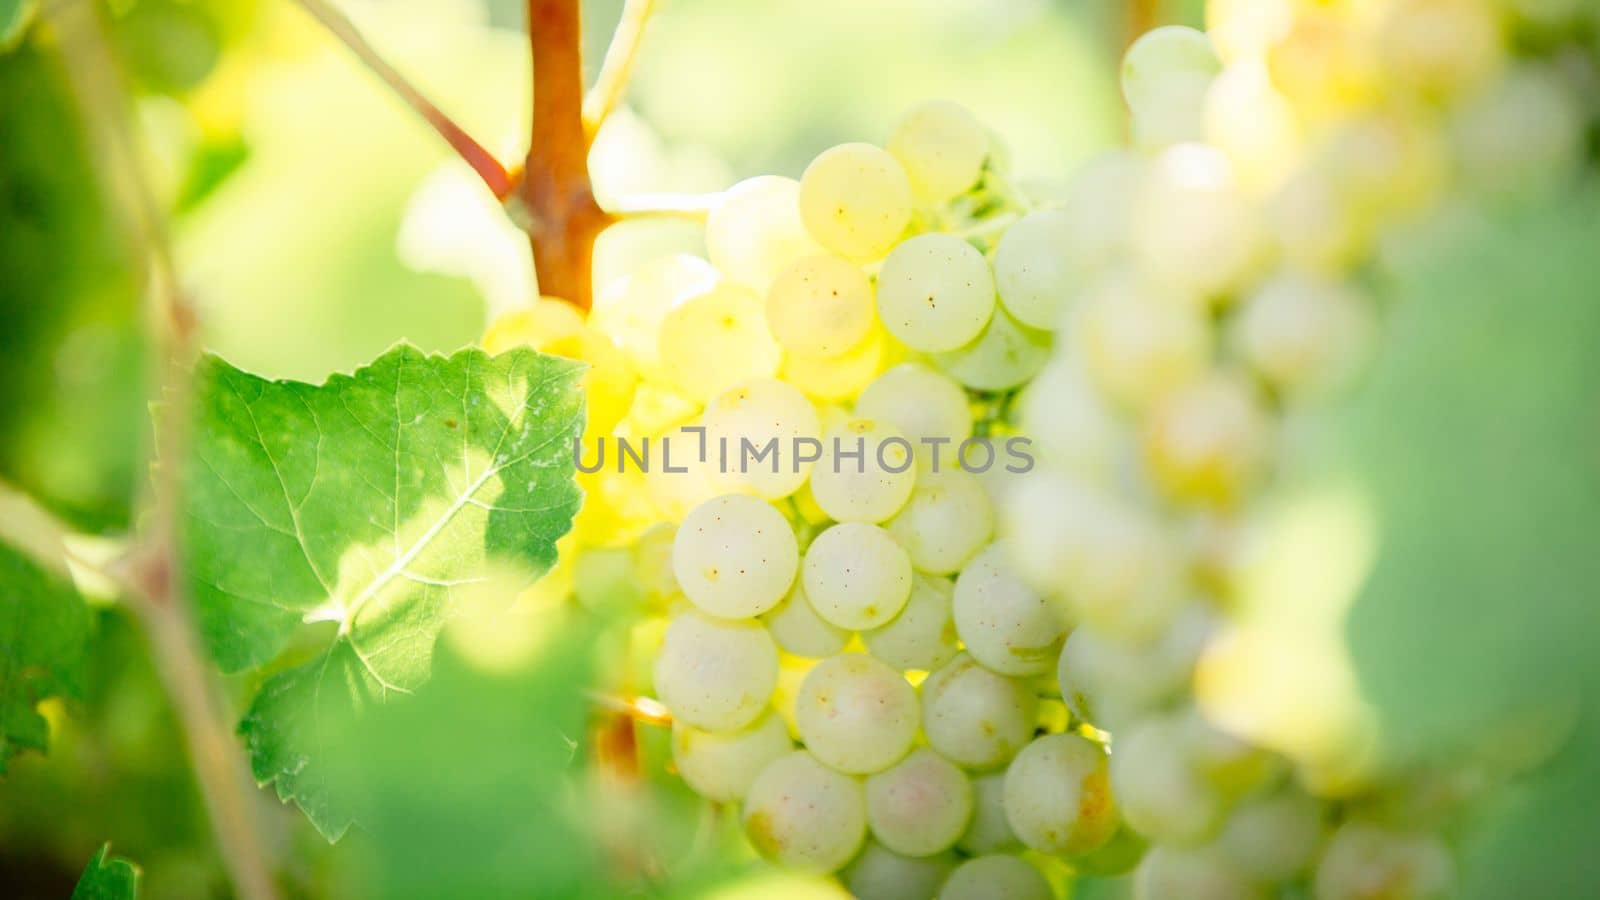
[480,1,1598,896]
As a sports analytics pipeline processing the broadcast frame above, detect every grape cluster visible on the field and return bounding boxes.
[480,1,1597,896]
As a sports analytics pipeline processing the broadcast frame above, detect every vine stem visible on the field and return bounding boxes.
[49,5,280,900]
[516,0,615,311]
[291,0,512,198]
[582,0,656,138]
[605,191,720,220]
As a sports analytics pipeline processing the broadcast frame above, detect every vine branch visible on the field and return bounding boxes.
[582,0,656,138]
[515,0,615,311]
[292,0,513,198]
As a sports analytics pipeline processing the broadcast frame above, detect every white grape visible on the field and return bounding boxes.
[876,233,997,352]
[887,100,989,205]
[802,522,913,630]
[658,282,782,403]
[938,855,1052,900]
[1017,361,1126,482]
[799,143,913,261]
[952,543,1068,678]
[742,750,867,873]
[702,378,823,500]
[1217,786,1324,881]
[1452,63,1585,199]
[1234,271,1372,397]
[886,469,993,576]
[1002,733,1118,856]
[854,363,974,459]
[673,494,799,618]
[862,574,959,672]
[781,325,889,403]
[796,653,919,774]
[1143,372,1273,508]
[866,747,975,856]
[1110,714,1225,845]
[1068,268,1212,413]
[1132,143,1264,300]
[842,842,957,900]
[762,579,850,658]
[1056,151,1147,271]
[765,254,877,358]
[1313,823,1454,900]
[993,209,1089,330]
[809,418,918,523]
[1056,606,1213,731]
[958,773,1020,854]
[921,653,1038,770]
[1122,26,1223,116]
[654,610,779,731]
[1134,845,1266,900]
[931,307,1053,392]
[1131,70,1216,151]
[706,175,824,292]
[672,710,794,803]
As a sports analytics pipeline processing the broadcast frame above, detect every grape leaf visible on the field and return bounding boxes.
[71,843,140,900]
[181,344,586,838]
[0,539,91,773]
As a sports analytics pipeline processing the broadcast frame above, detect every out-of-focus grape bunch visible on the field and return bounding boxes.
[477,1,1598,898]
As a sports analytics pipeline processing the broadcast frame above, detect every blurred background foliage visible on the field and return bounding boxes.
[1,0,1596,898]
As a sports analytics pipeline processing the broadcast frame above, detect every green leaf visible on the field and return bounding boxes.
[0,539,91,773]
[71,843,140,900]
[181,343,586,838]
[0,0,37,53]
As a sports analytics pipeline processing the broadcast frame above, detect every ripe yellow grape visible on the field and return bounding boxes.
[1068,269,1212,414]
[798,143,914,261]
[657,282,782,403]
[779,326,893,403]
[765,254,876,358]
[876,232,997,352]
[701,377,823,499]
[887,100,990,205]
[1143,373,1274,509]
[482,299,638,434]
[706,175,824,292]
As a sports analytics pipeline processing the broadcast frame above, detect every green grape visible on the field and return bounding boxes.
[762,579,850,658]
[1451,64,1585,200]
[993,209,1085,330]
[1216,786,1324,881]
[765,253,877,358]
[958,772,1020,854]
[1076,825,1150,877]
[781,325,890,403]
[1132,143,1265,300]
[672,493,799,618]
[862,574,960,672]
[702,378,823,500]
[1056,606,1213,731]
[796,653,919,774]
[865,747,975,855]
[658,282,782,403]
[706,175,824,292]
[1110,714,1226,845]
[1233,271,1372,397]
[854,362,974,460]
[921,653,1038,770]
[591,253,721,380]
[1178,704,1283,796]
[842,841,957,900]
[802,522,913,630]
[809,417,918,523]
[952,542,1068,677]
[1312,823,1454,900]
[938,855,1052,900]
[799,142,914,261]
[654,609,779,731]
[1068,268,1212,414]
[1266,162,1368,274]
[886,469,993,576]
[1017,361,1127,482]
[1122,26,1223,115]
[887,100,990,205]
[1002,733,1118,856]
[876,232,997,352]
[1134,845,1266,900]
[1143,373,1274,509]
[743,750,868,873]
[672,709,794,803]
[931,307,1052,392]
[632,521,679,604]
[1131,71,1217,151]
[1057,151,1148,271]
